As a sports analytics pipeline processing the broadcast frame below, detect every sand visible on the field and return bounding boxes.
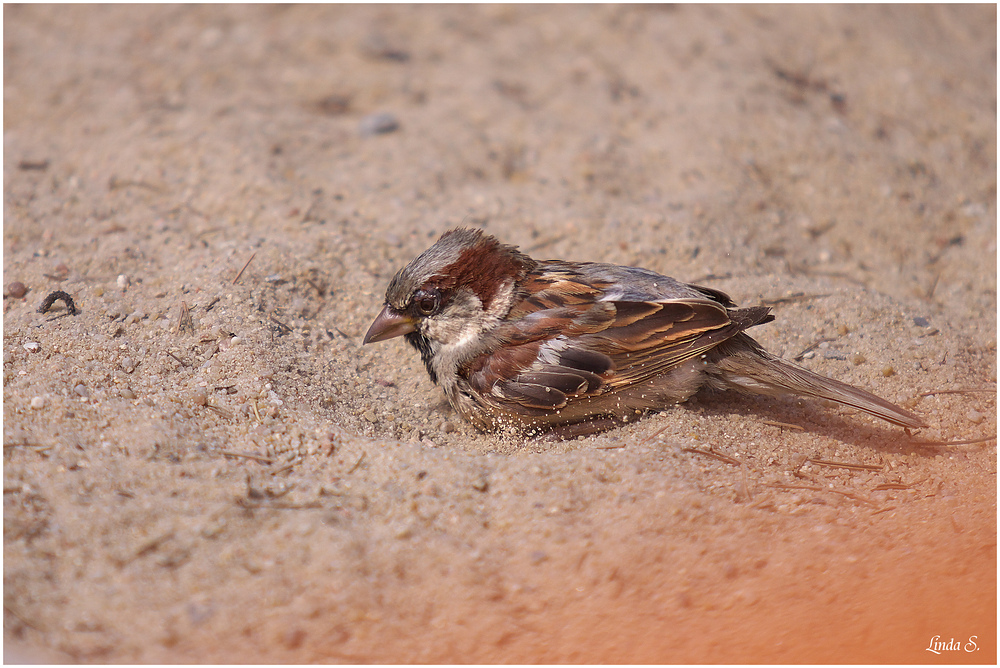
[4,4,996,663]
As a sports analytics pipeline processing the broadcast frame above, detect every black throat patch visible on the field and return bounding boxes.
[405,331,438,384]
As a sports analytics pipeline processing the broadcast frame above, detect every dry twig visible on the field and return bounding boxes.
[233,252,257,284]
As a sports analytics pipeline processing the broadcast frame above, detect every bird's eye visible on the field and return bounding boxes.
[414,289,441,316]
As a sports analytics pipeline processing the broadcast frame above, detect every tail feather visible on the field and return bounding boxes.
[713,337,926,429]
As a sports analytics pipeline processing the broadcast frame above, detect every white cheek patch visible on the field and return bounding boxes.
[447,282,514,348]
[486,279,515,319]
[454,322,482,348]
[422,291,487,349]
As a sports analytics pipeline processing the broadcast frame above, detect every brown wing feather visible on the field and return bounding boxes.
[461,292,768,415]
[506,269,605,318]
[588,300,742,391]
[595,304,774,390]
[462,282,614,409]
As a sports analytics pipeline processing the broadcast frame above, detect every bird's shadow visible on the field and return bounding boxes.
[681,390,941,456]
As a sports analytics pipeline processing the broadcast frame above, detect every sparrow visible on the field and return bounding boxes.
[364,228,925,438]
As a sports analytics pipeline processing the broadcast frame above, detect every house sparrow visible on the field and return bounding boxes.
[364,228,925,437]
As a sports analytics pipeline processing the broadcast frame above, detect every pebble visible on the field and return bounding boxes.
[74,384,90,398]
[967,409,984,424]
[362,34,411,62]
[850,353,866,365]
[359,112,400,137]
[7,282,27,298]
[121,357,135,372]
[120,388,136,400]
[881,366,896,377]
[117,274,130,290]
[282,628,306,651]
[314,93,351,116]
[363,410,378,423]
[30,396,47,410]
[23,341,40,353]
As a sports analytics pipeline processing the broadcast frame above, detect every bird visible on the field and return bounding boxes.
[364,228,925,438]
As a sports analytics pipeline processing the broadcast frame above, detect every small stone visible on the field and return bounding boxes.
[837,324,850,336]
[120,388,136,400]
[363,410,378,423]
[121,357,135,372]
[74,384,90,398]
[359,112,400,137]
[7,282,27,299]
[314,94,351,116]
[850,353,866,365]
[472,476,489,492]
[362,34,411,62]
[191,392,208,407]
[23,341,40,353]
[912,316,930,327]
[30,396,47,409]
[282,628,306,650]
[966,409,984,424]
[881,366,896,377]
[117,274,130,290]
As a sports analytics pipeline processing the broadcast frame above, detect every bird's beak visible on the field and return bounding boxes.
[363,305,417,344]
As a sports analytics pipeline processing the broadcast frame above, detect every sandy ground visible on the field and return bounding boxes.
[3,4,996,663]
